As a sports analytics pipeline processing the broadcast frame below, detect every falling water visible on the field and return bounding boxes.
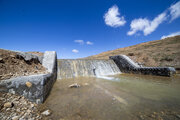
[57,59,121,79]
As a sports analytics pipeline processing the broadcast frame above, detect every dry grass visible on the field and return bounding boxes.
[85,35,180,68]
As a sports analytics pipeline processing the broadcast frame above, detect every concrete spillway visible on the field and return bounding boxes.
[57,59,121,79]
[110,55,176,77]
[57,55,176,79]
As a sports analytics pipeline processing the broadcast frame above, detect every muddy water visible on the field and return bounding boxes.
[43,74,180,120]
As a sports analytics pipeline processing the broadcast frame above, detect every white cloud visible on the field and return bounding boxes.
[86,41,93,45]
[127,18,149,35]
[169,1,180,21]
[127,1,180,36]
[127,12,167,36]
[74,40,94,45]
[104,5,126,27]
[161,31,180,39]
[74,40,84,45]
[72,49,79,53]
[144,12,167,35]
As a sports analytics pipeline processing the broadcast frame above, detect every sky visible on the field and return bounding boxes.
[0,0,180,59]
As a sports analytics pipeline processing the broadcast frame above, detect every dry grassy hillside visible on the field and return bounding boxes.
[85,35,180,68]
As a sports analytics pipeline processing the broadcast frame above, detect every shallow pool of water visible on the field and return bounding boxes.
[43,74,180,120]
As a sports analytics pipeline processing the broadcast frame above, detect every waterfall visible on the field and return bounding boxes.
[57,59,121,79]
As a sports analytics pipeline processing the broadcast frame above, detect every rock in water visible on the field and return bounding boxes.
[84,83,89,86]
[69,83,80,88]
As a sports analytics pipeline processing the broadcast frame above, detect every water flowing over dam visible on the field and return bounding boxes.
[57,59,121,79]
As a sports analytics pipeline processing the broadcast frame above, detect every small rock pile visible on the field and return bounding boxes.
[0,93,50,120]
[137,110,180,120]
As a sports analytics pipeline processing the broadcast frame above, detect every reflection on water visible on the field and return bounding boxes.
[43,74,180,120]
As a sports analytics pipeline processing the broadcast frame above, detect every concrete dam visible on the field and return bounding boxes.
[57,55,176,79]
[0,51,177,104]
[57,59,121,79]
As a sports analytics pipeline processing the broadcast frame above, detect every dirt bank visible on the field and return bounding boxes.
[0,49,47,80]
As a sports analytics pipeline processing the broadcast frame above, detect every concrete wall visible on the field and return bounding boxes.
[57,59,121,79]
[110,55,176,77]
[0,51,57,104]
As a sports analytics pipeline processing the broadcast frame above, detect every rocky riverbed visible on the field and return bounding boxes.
[0,92,51,120]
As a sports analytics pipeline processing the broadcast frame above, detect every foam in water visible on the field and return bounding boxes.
[96,76,120,81]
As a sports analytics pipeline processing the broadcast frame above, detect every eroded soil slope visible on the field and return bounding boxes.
[0,49,47,80]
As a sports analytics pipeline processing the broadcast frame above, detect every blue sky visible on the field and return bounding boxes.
[0,0,180,59]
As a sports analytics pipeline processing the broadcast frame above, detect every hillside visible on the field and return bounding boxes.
[85,35,180,68]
